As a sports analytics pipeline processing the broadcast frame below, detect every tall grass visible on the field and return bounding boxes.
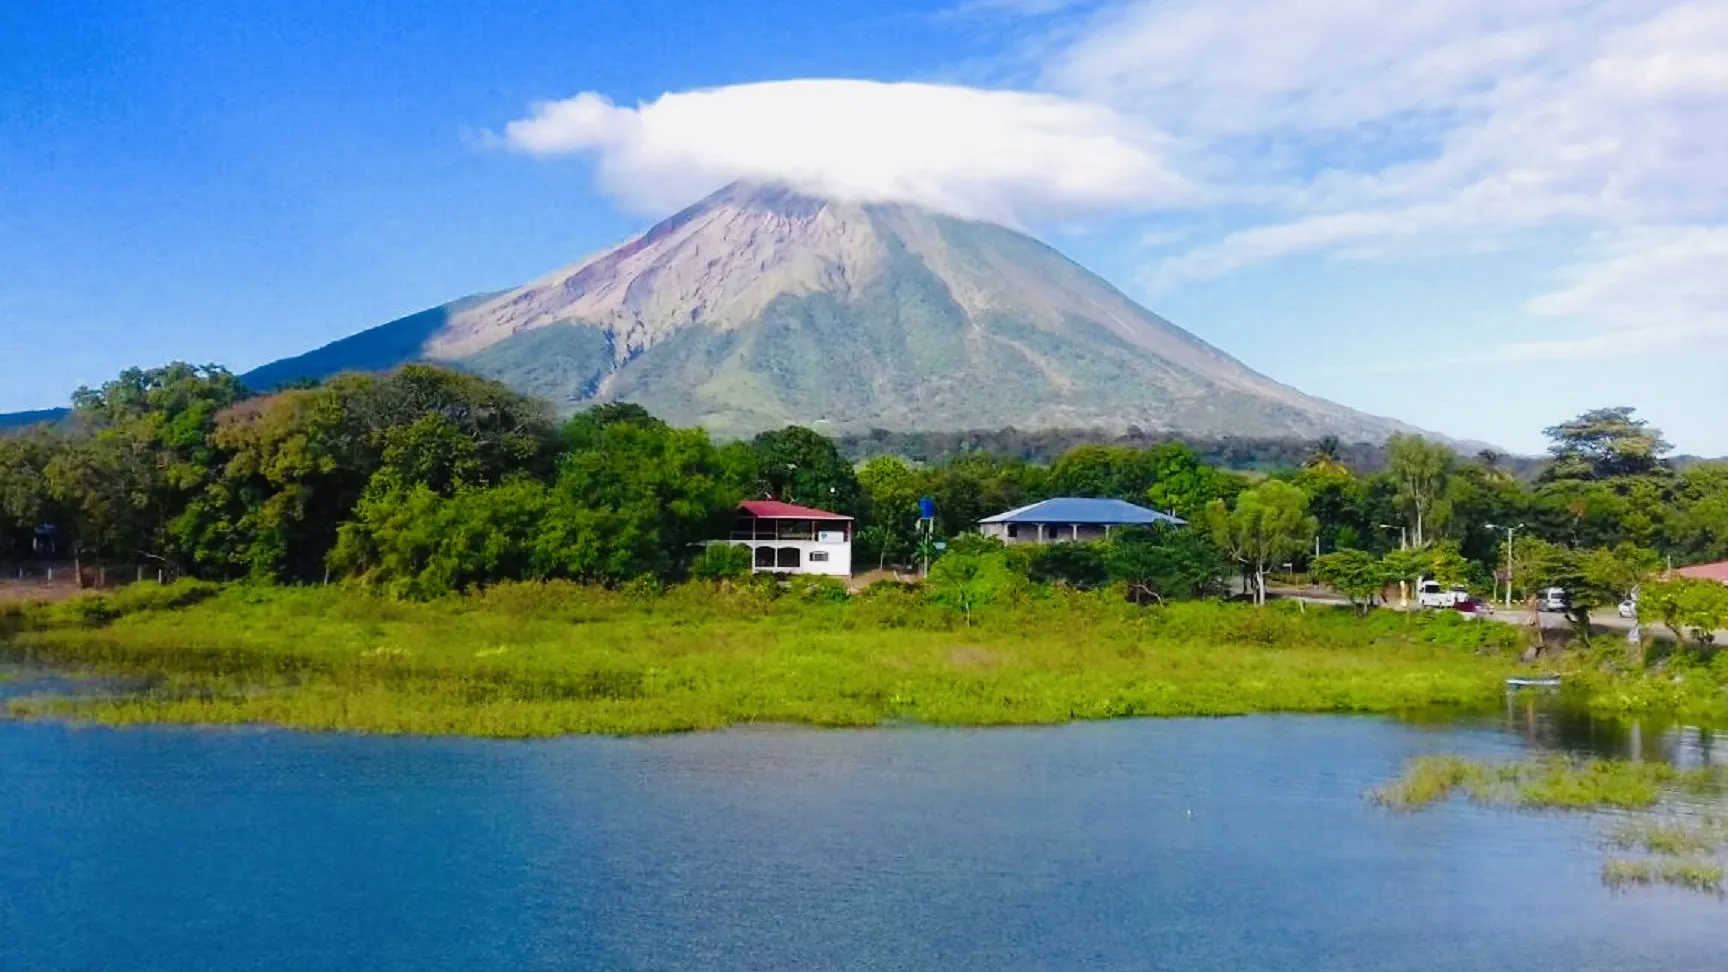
[0,580,1525,737]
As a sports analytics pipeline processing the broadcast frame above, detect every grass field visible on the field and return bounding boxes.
[0,579,1544,737]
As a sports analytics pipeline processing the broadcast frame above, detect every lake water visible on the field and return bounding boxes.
[3,679,1727,971]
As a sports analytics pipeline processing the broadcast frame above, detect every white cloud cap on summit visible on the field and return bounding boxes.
[501,79,1191,226]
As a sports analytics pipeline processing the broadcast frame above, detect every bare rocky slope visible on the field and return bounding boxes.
[415,182,1415,440]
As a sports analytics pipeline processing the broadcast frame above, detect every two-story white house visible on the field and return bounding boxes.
[724,500,853,577]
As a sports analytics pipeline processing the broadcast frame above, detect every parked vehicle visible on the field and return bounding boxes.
[1415,578,1455,609]
[1416,578,1472,610]
[1539,587,1569,612]
[1618,588,1640,619]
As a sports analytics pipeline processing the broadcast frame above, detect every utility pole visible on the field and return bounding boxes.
[1379,523,1410,608]
[1484,522,1525,608]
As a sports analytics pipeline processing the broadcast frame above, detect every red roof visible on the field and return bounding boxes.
[1676,561,1728,583]
[739,500,852,521]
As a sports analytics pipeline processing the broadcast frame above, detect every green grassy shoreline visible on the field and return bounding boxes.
[2,579,1725,738]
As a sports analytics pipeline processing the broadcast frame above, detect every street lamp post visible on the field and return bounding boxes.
[1484,522,1525,608]
[1377,523,1409,550]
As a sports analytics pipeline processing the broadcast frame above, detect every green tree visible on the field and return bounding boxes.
[750,426,862,514]
[1105,524,1225,601]
[1662,464,1728,563]
[1577,544,1661,609]
[0,431,56,560]
[1380,547,1430,607]
[925,549,1017,625]
[924,453,1047,537]
[857,454,926,562]
[1541,406,1671,481]
[190,368,554,582]
[1293,463,1365,556]
[1384,434,1453,548]
[1509,537,1653,643]
[1642,578,1728,648]
[1050,445,1156,499]
[1205,480,1317,606]
[1311,549,1390,616]
[1424,541,1473,588]
[1144,442,1245,520]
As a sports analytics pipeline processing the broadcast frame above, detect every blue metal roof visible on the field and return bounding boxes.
[980,497,1186,527]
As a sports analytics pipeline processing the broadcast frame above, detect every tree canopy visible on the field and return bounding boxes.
[1542,407,1671,481]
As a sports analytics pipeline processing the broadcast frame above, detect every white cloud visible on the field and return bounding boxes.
[500,79,1192,226]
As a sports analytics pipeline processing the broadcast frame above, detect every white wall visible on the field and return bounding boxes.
[729,539,852,577]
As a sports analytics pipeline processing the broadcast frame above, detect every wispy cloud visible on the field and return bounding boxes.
[1033,0,1728,355]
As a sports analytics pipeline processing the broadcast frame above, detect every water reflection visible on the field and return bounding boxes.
[1447,688,1728,767]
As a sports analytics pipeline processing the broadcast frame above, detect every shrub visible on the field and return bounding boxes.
[105,579,220,615]
[786,575,849,603]
[1027,542,1110,589]
[689,543,754,581]
[926,551,1018,625]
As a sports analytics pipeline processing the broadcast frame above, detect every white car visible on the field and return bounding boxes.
[1539,588,1568,612]
[1618,598,1638,619]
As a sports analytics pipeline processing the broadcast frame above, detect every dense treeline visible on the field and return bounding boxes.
[835,426,1566,479]
[2,365,1726,635]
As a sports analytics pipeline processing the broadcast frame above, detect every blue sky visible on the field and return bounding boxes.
[3,0,1725,454]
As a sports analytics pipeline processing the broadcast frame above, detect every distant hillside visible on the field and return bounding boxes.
[0,408,69,430]
[239,294,499,392]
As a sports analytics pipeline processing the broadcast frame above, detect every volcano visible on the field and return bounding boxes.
[240,181,1414,441]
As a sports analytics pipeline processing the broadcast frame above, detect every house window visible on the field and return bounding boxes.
[1007,524,1019,539]
[809,551,829,563]
[776,547,802,569]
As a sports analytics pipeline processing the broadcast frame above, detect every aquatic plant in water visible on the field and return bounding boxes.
[1376,755,1728,898]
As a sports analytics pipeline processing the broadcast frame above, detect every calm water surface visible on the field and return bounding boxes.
[3,676,1726,971]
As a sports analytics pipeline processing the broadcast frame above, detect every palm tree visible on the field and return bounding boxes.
[1304,436,1346,475]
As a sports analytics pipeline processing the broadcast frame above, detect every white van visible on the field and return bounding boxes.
[1539,588,1568,612]
[1416,578,1461,609]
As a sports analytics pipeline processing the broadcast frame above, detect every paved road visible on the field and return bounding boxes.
[1266,586,1728,643]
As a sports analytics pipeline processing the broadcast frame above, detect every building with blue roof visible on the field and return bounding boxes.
[978,498,1187,544]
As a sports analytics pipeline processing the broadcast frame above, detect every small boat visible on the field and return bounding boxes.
[1505,675,1563,688]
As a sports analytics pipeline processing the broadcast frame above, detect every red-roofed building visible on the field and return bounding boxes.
[724,500,853,577]
[1675,561,1728,584]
